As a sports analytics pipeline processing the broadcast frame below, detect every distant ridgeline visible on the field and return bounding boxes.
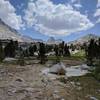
[0,18,39,44]
[0,18,100,46]
[68,34,100,45]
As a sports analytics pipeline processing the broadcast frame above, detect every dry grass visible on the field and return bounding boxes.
[67,74,100,100]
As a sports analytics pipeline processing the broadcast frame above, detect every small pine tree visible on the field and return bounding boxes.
[93,38,100,81]
[98,38,100,60]
[70,44,75,51]
[59,41,65,56]
[0,41,4,62]
[33,44,37,52]
[64,43,70,57]
[45,45,53,53]
[54,45,60,63]
[38,43,46,64]
[29,45,34,56]
[18,47,25,66]
[86,39,96,66]
[4,40,17,57]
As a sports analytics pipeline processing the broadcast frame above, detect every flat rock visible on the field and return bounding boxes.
[3,57,17,62]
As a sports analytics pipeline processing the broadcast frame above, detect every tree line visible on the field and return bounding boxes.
[0,40,71,64]
[0,38,100,65]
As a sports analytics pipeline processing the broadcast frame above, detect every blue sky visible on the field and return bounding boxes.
[0,0,100,41]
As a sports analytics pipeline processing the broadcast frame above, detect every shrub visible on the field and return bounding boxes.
[18,49,25,66]
[0,41,4,62]
[57,68,66,75]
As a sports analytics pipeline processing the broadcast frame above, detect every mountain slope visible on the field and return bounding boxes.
[0,18,23,42]
[69,34,100,45]
[0,18,36,43]
[47,37,63,45]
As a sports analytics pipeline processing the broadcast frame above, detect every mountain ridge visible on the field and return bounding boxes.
[0,18,99,44]
[0,18,37,43]
[47,37,63,45]
[68,34,100,45]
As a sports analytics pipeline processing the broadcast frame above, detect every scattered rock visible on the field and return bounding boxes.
[97,89,100,92]
[76,82,81,86]
[70,82,75,87]
[25,87,34,93]
[61,99,65,100]
[10,77,27,88]
[54,90,59,94]
[76,86,82,91]
[8,73,14,77]
[90,96,98,100]
[15,78,23,82]
[53,93,61,99]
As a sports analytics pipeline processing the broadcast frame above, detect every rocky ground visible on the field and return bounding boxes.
[0,60,100,100]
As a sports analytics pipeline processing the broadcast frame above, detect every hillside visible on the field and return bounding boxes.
[47,37,63,45]
[0,18,35,43]
[69,34,100,45]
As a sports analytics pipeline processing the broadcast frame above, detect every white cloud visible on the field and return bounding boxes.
[71,0,79,3]
[97,0,100,8]
[0,0,23,30]
[95,0,100,23]
[24,2,37,27]
[74,4,82,9]
[17,3,24,10]
[94,8,100,23]
[94,9,100,17]
[24,0,94,36]
[71,0,82,10]
[97,18,100,23]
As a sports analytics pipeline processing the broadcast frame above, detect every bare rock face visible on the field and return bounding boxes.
[49,62,66,75]
[0,18,35,43]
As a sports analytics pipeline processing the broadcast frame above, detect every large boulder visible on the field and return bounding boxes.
[49,62,66,75]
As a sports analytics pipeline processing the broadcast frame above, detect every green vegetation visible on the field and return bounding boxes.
[48,54,85,61]
[72,50,85,57]
[92,62,100,81]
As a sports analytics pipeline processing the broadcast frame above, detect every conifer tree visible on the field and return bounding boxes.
[70,44,75,51]
[29,45,34,56]
[4,40,17,57]
[0,40,4,62]
[98,38,100,60]
[45,45,53,53]
[38,42,46,64]
[18,47,25,66]
[33,44,37,52]
[86,39,97,65]
[59,41,65,56]
[64,43,70,57]
[54,45,60,63]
